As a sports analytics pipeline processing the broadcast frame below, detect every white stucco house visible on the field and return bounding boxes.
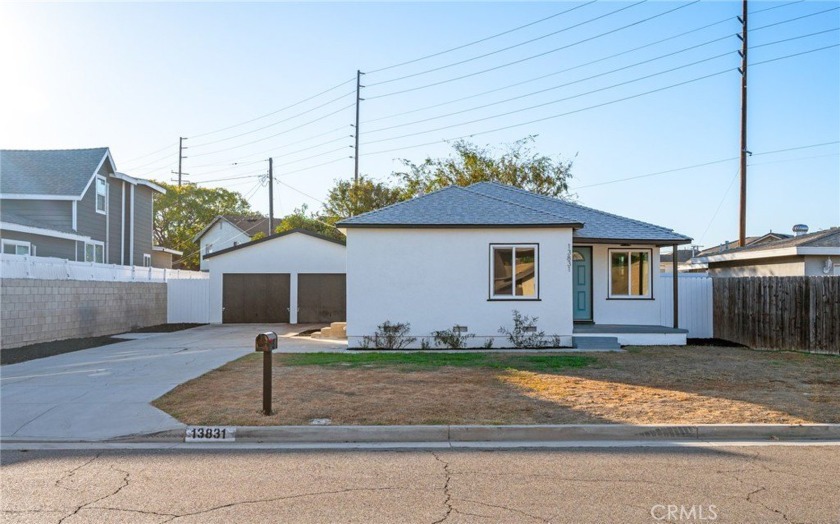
[204,229,346,324]
[337,182,692,348]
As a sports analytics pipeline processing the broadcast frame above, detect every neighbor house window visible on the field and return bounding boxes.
[2,239,32,255]
[84,241,105,263]
[95,176,107,214]
[490,244,538,299]
[609,249,651,298]
[143,254,151,267]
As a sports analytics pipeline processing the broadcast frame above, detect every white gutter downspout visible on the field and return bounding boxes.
[129,184,135,266]
[121,180,126,265]
[72,201,77,230]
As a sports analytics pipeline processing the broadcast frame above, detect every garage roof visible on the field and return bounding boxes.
[203,228,345,259]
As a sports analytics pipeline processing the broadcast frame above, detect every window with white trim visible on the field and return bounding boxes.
[84,241,105,263]
[2,239,32,256]
[490,244,538,299]
[609,249,651,298]
[143,253,152,267]
[95,176,107,214]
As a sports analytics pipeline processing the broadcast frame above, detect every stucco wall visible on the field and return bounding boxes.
[708,256,805,277]
[0,279,166,349]
[587,243,662,325]
[206,233,346,323]
[345,227,574,348]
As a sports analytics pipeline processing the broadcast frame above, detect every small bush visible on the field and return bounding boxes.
[499,310,548,348]
[432,328,475,349]
[361,321,417,350]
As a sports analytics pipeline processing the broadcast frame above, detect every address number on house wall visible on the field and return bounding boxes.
[185,426,236,442]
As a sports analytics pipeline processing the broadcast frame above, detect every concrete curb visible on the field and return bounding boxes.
[109,424,840,444]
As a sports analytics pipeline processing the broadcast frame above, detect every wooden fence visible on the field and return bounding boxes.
[713,276,840,354]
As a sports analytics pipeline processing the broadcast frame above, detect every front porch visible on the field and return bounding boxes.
[573,324,688,347]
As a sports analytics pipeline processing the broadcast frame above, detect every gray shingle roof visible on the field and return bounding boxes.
[0,148,110,196]
[721,227,840,254]
[338,182,691,243]
[336,185,583,228]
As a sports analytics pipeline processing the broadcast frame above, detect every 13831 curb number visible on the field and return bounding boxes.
[185,426,236,442]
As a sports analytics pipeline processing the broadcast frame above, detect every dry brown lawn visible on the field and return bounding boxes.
[152,346,840,426]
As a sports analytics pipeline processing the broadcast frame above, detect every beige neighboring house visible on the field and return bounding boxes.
[151,246,183,269]
[694,227,840,277]
[684,231,792,273]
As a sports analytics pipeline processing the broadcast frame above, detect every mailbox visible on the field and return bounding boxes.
[255,331,278,352]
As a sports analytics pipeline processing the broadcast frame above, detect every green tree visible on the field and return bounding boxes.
[321,176,406,223]
[153,182,255,269]
[274,204,345,242]
[393,136,574,198]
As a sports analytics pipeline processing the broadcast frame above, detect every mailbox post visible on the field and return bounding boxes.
[255,332,278,415]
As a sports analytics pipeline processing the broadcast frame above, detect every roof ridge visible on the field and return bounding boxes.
[476,181,682,235]
[458,185,579,224]
[337,184,459,223]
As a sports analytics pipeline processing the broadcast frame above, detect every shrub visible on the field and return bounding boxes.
[431,328,475,349]
[360,321,416,350]
[498,310,548,348]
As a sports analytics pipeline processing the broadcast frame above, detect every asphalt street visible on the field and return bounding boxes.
[2,444,838,523]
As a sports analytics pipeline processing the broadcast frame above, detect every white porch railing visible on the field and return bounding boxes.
[0,253,207,282]
[659,273,714,338]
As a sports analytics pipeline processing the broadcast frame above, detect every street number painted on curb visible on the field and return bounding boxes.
[185,426,236,442]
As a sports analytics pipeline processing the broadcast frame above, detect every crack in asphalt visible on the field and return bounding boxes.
[54,452,102,492]
[430,451,454,524]
[718,449,798,524]
[459,498,550,523]
[56,465,131,524]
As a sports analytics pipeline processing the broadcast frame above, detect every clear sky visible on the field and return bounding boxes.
[1,1,838,249]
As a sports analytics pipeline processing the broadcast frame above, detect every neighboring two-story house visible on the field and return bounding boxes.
[0,148,165,266]
[193,214,279,271]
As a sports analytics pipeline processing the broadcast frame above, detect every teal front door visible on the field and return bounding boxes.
[573,247,592,321]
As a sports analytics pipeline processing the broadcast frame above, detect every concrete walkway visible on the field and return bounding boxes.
[0,324,345,441]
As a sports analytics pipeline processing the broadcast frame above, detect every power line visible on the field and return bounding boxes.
[366,43,736,136]
[698,168,741,246]
[751,43,840,67]
[188,89,355,148]
[188,102,355,159]
[362,43,839,156]
[188,76,356,139]
[751,27,839,50]
[121,142,178,164]
[274,178,327,205]
[366,18,736,125]
[365,1,597,75]
[750,5,840,33]
[366,1,650,87]
[366,2,706,100]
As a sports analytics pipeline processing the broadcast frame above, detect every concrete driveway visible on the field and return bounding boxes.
[0,324,346,441]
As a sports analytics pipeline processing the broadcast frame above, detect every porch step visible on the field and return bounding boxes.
[312,322,347,340]
[572,336,621,351]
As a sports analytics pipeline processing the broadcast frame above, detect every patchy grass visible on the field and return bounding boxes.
[152,346,840,426]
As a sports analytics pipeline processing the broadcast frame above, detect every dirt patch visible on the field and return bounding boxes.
[129,323,206,333]
[153,346,840,426]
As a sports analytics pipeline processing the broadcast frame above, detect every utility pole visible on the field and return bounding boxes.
[268,158,274,236]
[178,137,187,187]
[353,69,363,185]
[737,0,749,246]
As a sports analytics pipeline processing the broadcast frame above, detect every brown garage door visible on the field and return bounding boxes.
[223,274,290,323]
[297,274,346,323]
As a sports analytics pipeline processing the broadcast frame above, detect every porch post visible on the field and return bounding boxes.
[672,248,679,329]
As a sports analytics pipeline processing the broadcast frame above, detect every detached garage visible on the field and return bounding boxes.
[205,229,346,324]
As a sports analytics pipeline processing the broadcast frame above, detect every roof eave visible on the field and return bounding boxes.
[573,236,692,246]
[336,222,584,229]
[204,228,346,260]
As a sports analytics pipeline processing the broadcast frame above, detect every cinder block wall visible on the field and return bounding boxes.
[0,279,167,349]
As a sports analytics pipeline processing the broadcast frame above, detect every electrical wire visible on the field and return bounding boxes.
[188,89,355,148]
[363,44,839,156]
[188,102,355,159]
[121,142,177,164]
[366,19,736,125]
[366,44,736,135]
[188,76,356,139]
[365,1,597,75]
[697,168,741,246]
[366,2,708,100]
[366,1,651,87]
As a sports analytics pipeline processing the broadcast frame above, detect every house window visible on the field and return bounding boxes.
[490,244,538,299]
[95,176,107,214]
[143,254,151,267]
[609,249,651,298]
[2,239,32,256]
[84,241,105,263]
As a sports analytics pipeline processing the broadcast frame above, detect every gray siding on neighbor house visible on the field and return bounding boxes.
[75,176,107,244]
[0,199,73,231]
[0,230,77,260]
[133,186,154,265]
[107,178,125,264]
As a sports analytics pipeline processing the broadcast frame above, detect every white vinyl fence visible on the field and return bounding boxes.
[0,254,207,282]
[167,279,211,323]
[659,273,714,338]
